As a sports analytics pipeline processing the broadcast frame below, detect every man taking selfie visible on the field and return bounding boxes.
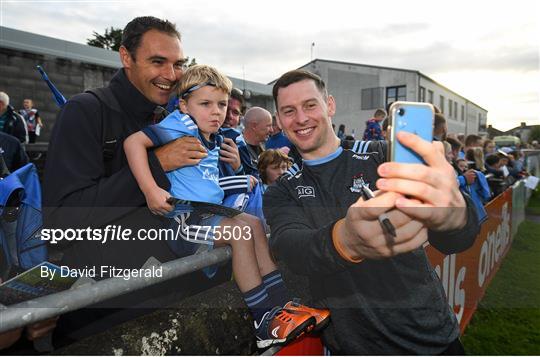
[264,70,479,355]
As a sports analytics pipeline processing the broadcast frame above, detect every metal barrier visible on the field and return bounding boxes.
[0,247,231,333]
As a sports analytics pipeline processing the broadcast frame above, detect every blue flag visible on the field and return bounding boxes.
[36,65,67,107]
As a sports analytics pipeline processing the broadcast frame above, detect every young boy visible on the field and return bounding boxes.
[19,99,43,144]
[257,149,293,188]
[124,65,329,348]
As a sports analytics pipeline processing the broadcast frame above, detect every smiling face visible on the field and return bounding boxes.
[179,86,228,140]
[275,79,338,160]
[457,160,469,172]
[223,97,242,128]
[120,29,186,105]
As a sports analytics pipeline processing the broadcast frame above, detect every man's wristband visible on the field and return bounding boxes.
[332,219,364,264]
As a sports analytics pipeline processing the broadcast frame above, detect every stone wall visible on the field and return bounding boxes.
[55,265,312,355]
[0,47,116,142]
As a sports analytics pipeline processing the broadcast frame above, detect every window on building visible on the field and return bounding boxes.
[386,85,406,109]
[439,95,445,113]
[428,90,434,104]
[419,86,426,102]
[454,102,458,119]
[478,113,485,132]
[448,99,453,118]
[461,105,465,122]
[361,87,384,110]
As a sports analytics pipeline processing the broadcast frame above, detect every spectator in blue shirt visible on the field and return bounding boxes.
[362,108,386,140]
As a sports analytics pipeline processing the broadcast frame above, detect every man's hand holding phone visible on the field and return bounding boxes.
[376,131,467,232]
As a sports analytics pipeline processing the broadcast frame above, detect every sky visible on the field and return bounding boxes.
[1,0,539,131]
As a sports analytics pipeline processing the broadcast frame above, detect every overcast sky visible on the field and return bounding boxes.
[1,0,538,131]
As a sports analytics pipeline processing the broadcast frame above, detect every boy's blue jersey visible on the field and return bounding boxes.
[142,110,223,204]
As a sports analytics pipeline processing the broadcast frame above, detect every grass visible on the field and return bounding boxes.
[461,189,540,355]
[526,188,540,216]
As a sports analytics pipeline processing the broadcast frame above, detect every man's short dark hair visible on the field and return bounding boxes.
[485,154,500,166]
[446,137,462,152]
[230,87,245,108]
[122,16,180,60]
[272,70,327,107]
[374,108,387,118]
[434,113,446,130]
[465,134,482,147]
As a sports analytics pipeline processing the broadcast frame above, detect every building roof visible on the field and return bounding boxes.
[275,58,487,112]
[230,77,272,96]
[1,26,121,68]
[0,26,272,97]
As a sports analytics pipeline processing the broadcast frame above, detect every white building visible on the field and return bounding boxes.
[296,59,488,138]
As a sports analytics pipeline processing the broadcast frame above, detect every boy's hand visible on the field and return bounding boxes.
[144,187,174,215]
[248,175,258,190]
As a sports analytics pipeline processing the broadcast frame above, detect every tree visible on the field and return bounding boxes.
[87,27,123,51]
[529,126,540,143]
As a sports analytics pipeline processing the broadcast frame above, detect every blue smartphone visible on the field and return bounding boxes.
[388,101,434,164]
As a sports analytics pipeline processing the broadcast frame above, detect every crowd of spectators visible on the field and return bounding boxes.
[1,31,539,352]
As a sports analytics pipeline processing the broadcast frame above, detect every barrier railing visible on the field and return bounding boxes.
[0,247,231,333]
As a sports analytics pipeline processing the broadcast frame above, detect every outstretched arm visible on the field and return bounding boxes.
[375,131,479,254]
[124,132,173,215]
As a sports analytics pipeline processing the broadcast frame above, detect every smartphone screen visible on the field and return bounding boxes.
[388,102,434,164]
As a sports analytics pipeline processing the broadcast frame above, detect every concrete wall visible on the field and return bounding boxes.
[0,47,117,142]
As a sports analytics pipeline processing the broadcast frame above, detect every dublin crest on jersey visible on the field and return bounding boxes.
[350,175,366,193]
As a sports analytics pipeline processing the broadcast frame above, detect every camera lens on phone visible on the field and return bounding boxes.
[398,108,405,116]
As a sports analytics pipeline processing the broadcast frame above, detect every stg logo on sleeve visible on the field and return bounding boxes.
[296,185,315,198]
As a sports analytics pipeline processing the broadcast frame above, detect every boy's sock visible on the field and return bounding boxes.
[262,270,291,307]
[243,284,271,324]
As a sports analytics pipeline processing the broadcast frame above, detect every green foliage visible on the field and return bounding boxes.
[87,27,123,51]
[461,216,540,355]
[529,126,540,143]
[526,187,540,216]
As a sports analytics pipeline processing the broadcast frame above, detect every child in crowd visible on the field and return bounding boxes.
[124,65,328,348]
[257,149,292,189]
[19,99,43,144]
[456,158,469,173]
[466,147,486,172]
